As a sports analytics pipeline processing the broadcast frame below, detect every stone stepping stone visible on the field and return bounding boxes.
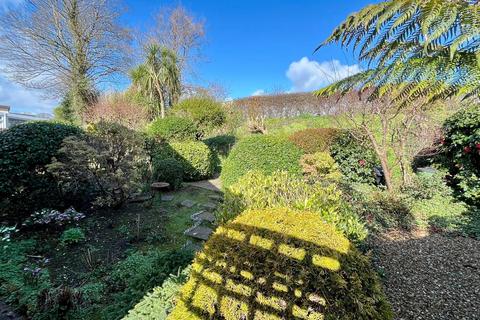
[184,225,213,241]
[161,195,174,202]
[191,211,216,223]
[201,202,217,210]
[180,199,196,208]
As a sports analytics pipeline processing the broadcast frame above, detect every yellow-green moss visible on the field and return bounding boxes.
[168,208,392,320]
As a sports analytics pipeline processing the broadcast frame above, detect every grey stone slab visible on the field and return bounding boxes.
[180,199,196,208]
[191,211,216,223]
[184,225,213,241]
[161,195,174,202]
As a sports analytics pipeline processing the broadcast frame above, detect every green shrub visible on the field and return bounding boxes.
[104,248,193,319]
[0,240,53,318]
[171,97,226,137]
[204,134,236,157]
[402,171,451,200]
[288,128,341,154]
[221,135,303,188]
[151,141,217,182]
[147,116,198,141]
[442,104,480,205]
[330,131,379,184]
[300,151,342,183]
[47,121,147,209]
[124,265,191,319]
[152,158,184,190]
[168,208,393,320]
[219,171,367,243]
[346,184,414,231]
[0,122,82,223]
[60,227,86,245]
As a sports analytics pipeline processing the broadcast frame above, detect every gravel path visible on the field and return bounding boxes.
[371,230,480,320]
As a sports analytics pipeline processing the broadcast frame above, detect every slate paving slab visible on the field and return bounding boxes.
[191,211,216,223]
[161,195,174,202]
[184,225,213,241]
[180,199,196,208]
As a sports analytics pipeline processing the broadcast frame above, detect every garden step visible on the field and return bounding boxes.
[161,195,174,202]
[184,225,213,241]
[191,211,216,223]
[180,199,196,208]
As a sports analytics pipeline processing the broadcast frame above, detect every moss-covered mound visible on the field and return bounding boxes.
[168,208,392,320]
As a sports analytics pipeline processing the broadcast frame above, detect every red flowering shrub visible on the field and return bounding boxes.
[442,105,480,205]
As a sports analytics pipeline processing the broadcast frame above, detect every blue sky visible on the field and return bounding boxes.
[0,0,378,113]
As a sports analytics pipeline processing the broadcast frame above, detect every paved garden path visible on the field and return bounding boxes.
[371,230,480,320]
[185,176,222,192]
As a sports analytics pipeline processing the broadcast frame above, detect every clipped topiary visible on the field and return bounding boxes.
[151,141,217,182]
[147,116,198,141]
[171,97,226,137]
[221,135,303,188]
[168,208,393,320]
[152,158,184,190]
[288,128,341,154]
[204,134,236,157]
[0,121,83,223]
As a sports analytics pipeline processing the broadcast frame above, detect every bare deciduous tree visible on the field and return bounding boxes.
[0,0,131,119]
[149,5,205,78]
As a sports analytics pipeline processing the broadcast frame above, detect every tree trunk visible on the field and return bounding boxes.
[364,128,394,191]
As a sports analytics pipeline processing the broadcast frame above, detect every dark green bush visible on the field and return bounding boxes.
[288,127,341,154]
[48,121,147,209]
[169,208,393,320]
[171,97,226,137]
[221,135,303,188]
[442,105,480,205]
[151,141,217,181]
[147,116,198,141]
[152,158,184,190]
[204,134,236,157]
[330,131,379,184]
[0,122,82,223]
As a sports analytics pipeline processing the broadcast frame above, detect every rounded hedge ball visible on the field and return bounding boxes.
[221,135,303,189]
[168,208,393,320]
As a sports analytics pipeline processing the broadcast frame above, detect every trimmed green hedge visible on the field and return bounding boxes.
[221,135,303,188]
[147,116,198,141]
[152,141,217,182]
[0,121,83,223]
[168,208,393,320]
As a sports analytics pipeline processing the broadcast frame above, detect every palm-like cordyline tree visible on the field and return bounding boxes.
[316,0,480,104]
[130,44,181,119]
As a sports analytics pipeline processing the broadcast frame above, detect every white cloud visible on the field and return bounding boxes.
[251,89,265,96]
[286,57,361,92]
[0,75,57,114]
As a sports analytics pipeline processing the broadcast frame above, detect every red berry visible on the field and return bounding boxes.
[358,159,366,167]
[476,143,480,150]
[464,146,472,154]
